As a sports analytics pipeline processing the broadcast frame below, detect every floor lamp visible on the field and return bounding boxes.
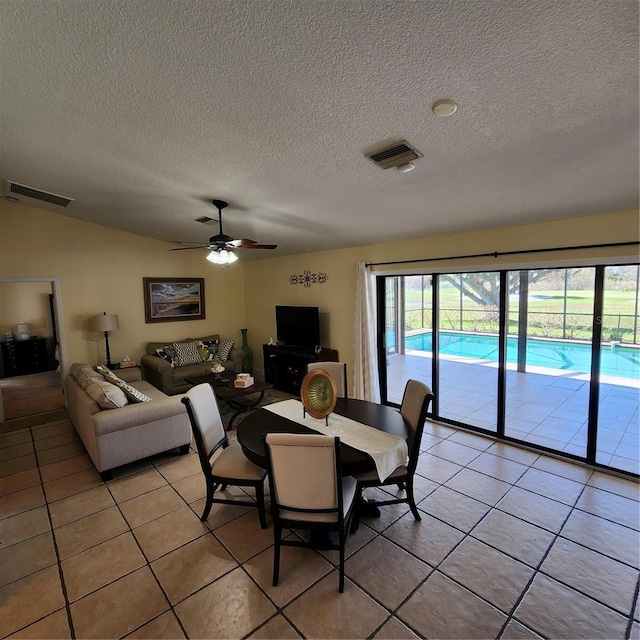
[92,312,119,369]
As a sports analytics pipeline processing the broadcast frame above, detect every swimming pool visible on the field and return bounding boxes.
[404,331,640,379]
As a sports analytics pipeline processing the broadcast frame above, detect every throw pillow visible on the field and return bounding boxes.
[84,378,129,409]
[197,339,218,362]
[173,341,202,366]
[95,365,152,403]
[155,345,178,368]
[217,339,234,362]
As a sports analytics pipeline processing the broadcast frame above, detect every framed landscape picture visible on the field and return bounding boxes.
[143,278,205,323]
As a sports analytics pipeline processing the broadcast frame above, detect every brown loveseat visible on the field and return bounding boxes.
[140,334,243,395]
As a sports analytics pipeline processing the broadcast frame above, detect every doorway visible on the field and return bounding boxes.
[0,277,67,424]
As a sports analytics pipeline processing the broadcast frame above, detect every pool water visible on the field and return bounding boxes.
[404,331,640,379]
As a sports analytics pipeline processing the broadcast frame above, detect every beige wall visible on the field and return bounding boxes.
[0,281,53,339]
[243,209,639,392]
[1,200,637,391]
[0,201,247,375]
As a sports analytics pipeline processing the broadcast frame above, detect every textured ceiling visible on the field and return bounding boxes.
[1,1,638,259]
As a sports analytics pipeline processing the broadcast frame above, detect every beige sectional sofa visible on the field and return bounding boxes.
[65,363,191,480]
[140,334,243,395]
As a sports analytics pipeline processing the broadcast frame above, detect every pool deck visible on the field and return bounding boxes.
[387,352,639,476]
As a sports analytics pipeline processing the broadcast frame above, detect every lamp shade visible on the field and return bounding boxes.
[92,313,119,332]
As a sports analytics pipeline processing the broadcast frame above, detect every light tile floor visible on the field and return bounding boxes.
[388,353,640,474]
[1,411,639,639]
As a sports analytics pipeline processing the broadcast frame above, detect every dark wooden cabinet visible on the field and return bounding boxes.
[0,338,52,378]
[263,344,338,395]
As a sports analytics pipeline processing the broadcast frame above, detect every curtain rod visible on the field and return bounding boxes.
[365,241,639,268]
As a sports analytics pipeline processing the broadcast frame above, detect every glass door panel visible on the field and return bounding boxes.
[385,276,433,405]
[437,272,499,431]
[505,268,595,456]
[596,265,640,473]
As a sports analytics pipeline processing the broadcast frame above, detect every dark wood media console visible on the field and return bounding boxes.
[263,344,338,395]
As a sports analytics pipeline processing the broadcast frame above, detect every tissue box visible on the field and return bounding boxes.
[234,376,255,388]
[119,360,137,368]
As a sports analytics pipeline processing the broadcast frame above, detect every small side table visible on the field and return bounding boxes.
[110,363,141,382]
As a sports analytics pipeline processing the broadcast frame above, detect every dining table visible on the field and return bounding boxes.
[236,396,411,516]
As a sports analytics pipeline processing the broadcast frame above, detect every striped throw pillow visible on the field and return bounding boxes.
[173,341,202,366]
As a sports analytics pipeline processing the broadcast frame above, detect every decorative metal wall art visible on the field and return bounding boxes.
[289,270,328,287]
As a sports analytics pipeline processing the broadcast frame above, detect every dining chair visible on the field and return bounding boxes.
[264,433,357,592]
[182,383,267,528]
[354,379,433,526]
[306,361,348,397]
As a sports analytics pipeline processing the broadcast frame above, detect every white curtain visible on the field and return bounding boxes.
[353,262,380,402]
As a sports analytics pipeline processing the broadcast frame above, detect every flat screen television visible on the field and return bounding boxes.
[275,305,320,348]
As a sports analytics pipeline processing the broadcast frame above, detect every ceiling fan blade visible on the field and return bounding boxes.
[168,246,212,251]
[241,243,278,250]
[170,240,208,246]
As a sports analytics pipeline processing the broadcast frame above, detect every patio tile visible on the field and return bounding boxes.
[439,537,535,613]
[151,533,237,604]
[175,567,276,639]
[560,508,640,568]
[133,505,209,561]
[470,508,556,567]
[0,484,45,520]
[48,485,115,528]
[497,487,572,533]
[70,567,169,639]
[0,531,57,587]
[445,467,511,506]
[468,451,530,484]
[108,467,169,503]
[61,532,147,602]
[0,565,65,638]
[427,439,483,466]
[9,609,71,639]
[119,485,185,528]
[418,485,491,532]
[383,512,464,567]
[397,571,506,639]
[514,573,628,639]
[515,467,585,506]
[248,615,302,639]
[283,572,388,640]
[124,611,186,639]
[371,616,420,639]
[244,541,333,608]
[345,536,431,609]
[43,467,103,503]
[575,485,640,530]
[541,537,638,615]
[1,505,50,547]
[0,468,40,497]
[54,505,130,560]
[415,452,463,484]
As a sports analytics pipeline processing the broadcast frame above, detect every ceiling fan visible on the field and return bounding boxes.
[169,199,277,263]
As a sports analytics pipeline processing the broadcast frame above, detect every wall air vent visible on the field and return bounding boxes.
[195,216,216,225]
[365,140,423,169]
[6,181,74,207]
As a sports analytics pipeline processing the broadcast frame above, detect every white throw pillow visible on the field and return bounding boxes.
[84,378,128,409]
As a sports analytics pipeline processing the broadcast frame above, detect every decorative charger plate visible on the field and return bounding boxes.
[300,369,337,419]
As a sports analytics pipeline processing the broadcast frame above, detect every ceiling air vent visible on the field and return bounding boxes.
[195,216,216,225]
[6,181,74,207]
[365,140,423,169]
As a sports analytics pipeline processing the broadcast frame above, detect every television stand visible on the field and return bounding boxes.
[263,344,338,395]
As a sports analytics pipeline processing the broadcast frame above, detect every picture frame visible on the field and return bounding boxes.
[143,277,205,323]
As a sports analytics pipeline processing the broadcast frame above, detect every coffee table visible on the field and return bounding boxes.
[184,371,274,431]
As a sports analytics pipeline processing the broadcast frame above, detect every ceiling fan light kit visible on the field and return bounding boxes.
[170,199,277,264]
[206,249,238,264]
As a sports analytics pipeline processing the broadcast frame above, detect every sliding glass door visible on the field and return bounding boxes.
[437,273,499,431]
[504,268,595,457]
[379,263,640,476]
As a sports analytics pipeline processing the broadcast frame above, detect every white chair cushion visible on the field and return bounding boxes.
[211,442,265,481]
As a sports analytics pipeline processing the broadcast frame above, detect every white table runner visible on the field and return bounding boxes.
[265,399,407,481]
